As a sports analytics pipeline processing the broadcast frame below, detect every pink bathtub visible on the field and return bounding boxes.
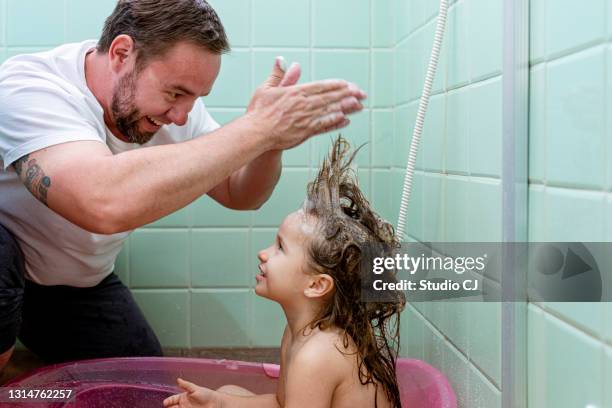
[2,357,456,407]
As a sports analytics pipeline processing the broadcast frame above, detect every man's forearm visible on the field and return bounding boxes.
[102,116,274,231]
[22,73,366,234]
[224,149,282,210]
[42,115,272,234]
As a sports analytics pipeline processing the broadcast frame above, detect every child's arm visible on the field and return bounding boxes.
[217,393,280,408]
[163,378,280,408]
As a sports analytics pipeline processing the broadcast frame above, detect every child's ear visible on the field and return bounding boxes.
[304,274,334,298]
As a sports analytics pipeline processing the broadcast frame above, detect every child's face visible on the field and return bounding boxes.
[255,210,315,303]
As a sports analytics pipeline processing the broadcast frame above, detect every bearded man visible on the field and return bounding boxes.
[0,0,365,370]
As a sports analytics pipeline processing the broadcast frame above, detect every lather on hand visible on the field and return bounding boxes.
[243,56,367,151]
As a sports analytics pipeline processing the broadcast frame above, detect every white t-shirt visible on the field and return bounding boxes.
[0,40,220,287]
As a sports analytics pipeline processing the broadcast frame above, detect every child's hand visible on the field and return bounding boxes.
[163,378,224,408]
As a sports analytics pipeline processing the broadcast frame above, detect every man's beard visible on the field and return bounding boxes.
[110,70,156,145]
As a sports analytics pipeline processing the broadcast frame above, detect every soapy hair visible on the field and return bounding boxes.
[98,0,230,69]
[303,136,406,408]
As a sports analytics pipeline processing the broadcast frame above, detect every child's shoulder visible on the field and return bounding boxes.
[294,327,357,370]
[307,326,353,349]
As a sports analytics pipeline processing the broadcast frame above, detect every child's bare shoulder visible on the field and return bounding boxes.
[294,328,357,372]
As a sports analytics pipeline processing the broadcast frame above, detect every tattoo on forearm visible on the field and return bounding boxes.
[13,154,29,176]
[13,154,52,206]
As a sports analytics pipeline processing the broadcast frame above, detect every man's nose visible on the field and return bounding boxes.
[167,105,189,126]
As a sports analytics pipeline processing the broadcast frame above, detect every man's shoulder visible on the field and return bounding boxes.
[0,41,95,96]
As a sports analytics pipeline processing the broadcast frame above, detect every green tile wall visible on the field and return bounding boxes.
[6,0,63,46]
[545,308,604,407]
[252,169,311,227]
[205,50,252,107]
[191,290,249,347]
[317,111,372,168]
[65,0,116,42]
[191,229,250,287]
[445,88,469,174]
[446,2,469,89]
[467,0,502,81]
[544,188,606,242]
[546,47,606,189]
[529,0,612,406]
[395,1,503,407]
[373,0,394,48]
[545,0,605,59]
[207,0,251,47]
[468,78,502,177]
[130,230,190,288]
[394,0,411,43]
[312,0,370,48]
[444,176,468,242]
[529,64,546,183]
[191,195,252,228]
[372,50,394,108]
[372,110,394,167]
[421,94,446,172]
[132,290,190,348]
[0,0,4,48]
[252,0,310,47]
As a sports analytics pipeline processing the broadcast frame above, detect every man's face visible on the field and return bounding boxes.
[109,41,221,144]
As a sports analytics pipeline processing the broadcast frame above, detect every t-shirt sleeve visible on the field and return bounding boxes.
[188,98,221,138]
[0,76,104,170]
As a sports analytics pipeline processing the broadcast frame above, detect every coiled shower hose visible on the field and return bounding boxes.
[396,0,449,239]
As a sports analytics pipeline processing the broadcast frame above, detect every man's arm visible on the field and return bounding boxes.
[11,116,267,234]
[207,149,282,210]
[12,78,363,234]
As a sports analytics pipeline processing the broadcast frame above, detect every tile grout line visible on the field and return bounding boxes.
[531,302,610,347]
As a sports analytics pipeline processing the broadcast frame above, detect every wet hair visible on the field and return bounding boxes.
[303,136,406,408]
[97,0,230,69]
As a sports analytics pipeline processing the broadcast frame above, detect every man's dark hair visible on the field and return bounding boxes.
[98,0,230,68]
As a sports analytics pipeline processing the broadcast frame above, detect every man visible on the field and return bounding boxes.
[0,0,366,370]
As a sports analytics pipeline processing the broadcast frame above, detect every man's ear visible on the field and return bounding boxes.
[304,274,334,299]
[108,35,136,73]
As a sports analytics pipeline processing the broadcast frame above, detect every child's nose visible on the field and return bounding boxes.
[257,250,268,262]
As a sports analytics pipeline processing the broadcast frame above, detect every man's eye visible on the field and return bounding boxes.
[167,92,177,99]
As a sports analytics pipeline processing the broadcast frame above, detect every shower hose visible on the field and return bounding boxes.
[395,0,449,239]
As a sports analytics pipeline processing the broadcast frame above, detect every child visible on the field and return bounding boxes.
[163,137,406,408]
